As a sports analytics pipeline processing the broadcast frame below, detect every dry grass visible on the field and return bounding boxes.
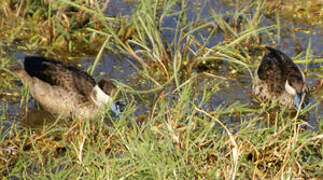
[0,0,322,179]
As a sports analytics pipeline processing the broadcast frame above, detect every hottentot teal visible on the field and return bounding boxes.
[252,47,307,109]
[10,56,124,119]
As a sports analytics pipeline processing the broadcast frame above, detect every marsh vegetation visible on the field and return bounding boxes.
[0,0,322,179]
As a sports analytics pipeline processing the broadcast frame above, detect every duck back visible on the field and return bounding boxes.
[24,56,96,99]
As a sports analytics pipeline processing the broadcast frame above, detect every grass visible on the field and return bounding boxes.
[0,0,322,179]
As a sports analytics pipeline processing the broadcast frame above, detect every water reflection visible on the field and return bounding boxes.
[21,109,56,128]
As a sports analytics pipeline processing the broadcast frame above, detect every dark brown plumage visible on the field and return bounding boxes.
[24,56,96,99]
[11,56,123,119]
[252,47,306,108]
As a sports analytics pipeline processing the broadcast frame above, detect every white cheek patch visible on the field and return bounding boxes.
[92,85,113,106]
[285,80,296,96]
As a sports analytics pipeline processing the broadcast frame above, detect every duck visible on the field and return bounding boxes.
[252,46,307,109]
[10,56,124,119]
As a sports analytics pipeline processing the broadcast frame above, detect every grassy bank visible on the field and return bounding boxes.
[0,0,322,179]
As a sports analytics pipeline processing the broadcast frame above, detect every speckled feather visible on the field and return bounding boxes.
[11,56,121,119]
[252,47,306,107]
[24,56,96,102]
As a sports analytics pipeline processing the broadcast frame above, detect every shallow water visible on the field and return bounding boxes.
[0,0,322,129]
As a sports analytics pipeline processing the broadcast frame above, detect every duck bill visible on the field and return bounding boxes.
[294,93,305,109]
[110,101,125,117]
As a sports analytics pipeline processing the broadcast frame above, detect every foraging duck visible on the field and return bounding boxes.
[10,56,123,119]
[252,47,307,109]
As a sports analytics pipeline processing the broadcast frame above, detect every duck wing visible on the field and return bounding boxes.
[24,56,96,98]
[257,47,286,94]
[265,47,304,82]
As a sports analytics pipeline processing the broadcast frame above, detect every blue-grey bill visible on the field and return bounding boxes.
[294,94,306,109]
[110,102,125,117]
[294,95,300,109]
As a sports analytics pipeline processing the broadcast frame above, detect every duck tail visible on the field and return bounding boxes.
[265,46,282,56]
[0,66,20,78]
[7,66,32,85]
[265,46,276,51]
[6,66,25,77]
[7,65,23,72]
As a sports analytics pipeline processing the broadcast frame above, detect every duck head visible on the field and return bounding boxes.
[285,75,306,109]
[98,79,125,116]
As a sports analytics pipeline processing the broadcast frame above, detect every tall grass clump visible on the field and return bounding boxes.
[0,0,116,57]
[1,78,321,178]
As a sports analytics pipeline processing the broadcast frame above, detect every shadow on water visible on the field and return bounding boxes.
[0,0,322,130]
[21,109,56,128]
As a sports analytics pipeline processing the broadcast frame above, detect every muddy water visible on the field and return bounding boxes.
[0,0,322,128]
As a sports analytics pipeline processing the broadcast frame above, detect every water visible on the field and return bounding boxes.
[0,0,322,129]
